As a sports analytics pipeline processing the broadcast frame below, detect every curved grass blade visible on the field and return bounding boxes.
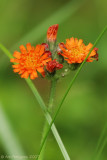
[0,45,70,160]
[37,25,107,158]
[26,78,70,160]
[94,137,107,160]
[92,122,107,160]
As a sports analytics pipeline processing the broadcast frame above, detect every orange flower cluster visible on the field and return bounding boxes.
[58,37,98,64]
[10,43,51,79]
[11,24,98,80]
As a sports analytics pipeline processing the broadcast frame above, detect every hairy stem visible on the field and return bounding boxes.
[38,79,57,160]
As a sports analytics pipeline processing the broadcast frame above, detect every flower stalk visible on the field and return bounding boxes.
[0,43,70,160]
[38,79,57,160]
[26,78,70,160]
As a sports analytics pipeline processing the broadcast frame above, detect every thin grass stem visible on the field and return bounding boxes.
[0,44,13,59]
[37,25,107,159]
[95,123,107,155]
[92,122,107,160]
[94,137,107,160]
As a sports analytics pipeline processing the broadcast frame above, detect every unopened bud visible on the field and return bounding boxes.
[47,24,59,42]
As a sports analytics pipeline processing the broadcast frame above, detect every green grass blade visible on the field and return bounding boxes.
[26,78,70,160]
[0,46,70,160]
[37,25,107,158]
[95,123,107,155]
[0,44,13,59]
[92,122,107,160]
[38,121,48,160]
[0,102,26,160]
[95,137,107,160]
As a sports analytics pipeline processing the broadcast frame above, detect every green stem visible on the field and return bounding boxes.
[37,25,107,159]
[26,78,70,160]
[0,44,13,59]
[39,121,48,160]
[48,79,57,111]
[95,123,107,154]
[38,79,57,160]
[0,44,70,160]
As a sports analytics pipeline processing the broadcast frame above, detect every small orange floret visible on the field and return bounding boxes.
[47,24,59,41]
[10,43,52,79]
[59,37,98,64]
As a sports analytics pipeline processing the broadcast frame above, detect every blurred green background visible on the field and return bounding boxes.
[0,0,107,160]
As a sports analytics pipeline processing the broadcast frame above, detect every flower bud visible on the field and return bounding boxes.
[47,24,59,42]
[46,59,63,73]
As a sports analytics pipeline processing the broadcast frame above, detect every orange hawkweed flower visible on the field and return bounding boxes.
[47,24,59,41]
[59,37,98,64]
[10,43,52,79]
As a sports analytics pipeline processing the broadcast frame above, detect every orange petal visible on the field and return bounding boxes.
[37,67,44,73]
[13,51,21,59]
[42,58,52,65]
[10,58,15,62]
[35,45,41,53]
[40,53,48,60]
[12,64,20,68]
[13,69,20,73]
[86,43,93,50]
[74,38,78,44]
[90,50,96,56]
[59,44,66,52]
[70,37,74,43]
[78,39,83,46]
[18,70,24,74]
[30,71,38,79]
[39,46,45,56]
[21,71,29,79]
[11,59,20,63]
[26,43,32,52]
[20,45,27,54]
